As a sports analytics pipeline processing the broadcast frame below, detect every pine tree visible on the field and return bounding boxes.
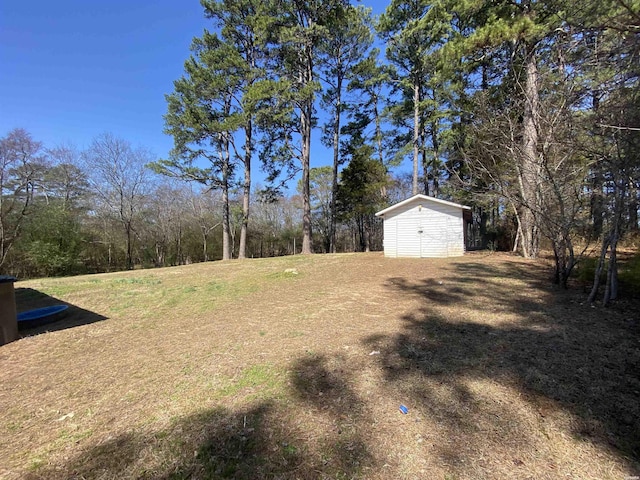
[200,0,269,259]
[319,4,374,253]
[261,0,349,254]
[346,52,393,169]
[159,32,245,260]
[424,0,569,258]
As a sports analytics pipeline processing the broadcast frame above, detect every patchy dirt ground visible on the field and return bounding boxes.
[1,252,639,479]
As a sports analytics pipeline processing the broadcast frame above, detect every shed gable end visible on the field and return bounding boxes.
[378,195,468,258]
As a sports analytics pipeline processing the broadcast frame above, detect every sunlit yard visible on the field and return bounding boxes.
[1,253,639,479]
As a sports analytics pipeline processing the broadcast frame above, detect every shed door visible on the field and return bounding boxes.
[396,217,422,257]
[396,213,448,257]
[420,213,448,258]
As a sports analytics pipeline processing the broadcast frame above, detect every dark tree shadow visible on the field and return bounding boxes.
[388,260,562,317]
[372,260,640,474]
[24,404,295,480]
[24,359,376,480]
[290,354,373,474]
[15,288,108,336]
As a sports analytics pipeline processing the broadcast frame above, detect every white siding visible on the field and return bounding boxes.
[447,213,465,256]
[380,197,466,258]
[383,216,398,257]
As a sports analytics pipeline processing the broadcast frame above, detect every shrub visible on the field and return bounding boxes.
[619,252,640,291]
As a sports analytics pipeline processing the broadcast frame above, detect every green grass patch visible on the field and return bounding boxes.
[205,281,227,293]
[216,364,284,400]
[112,277,162,286]
[5,420,22,433]
[27,457,46,471]
[37,284,77,297]
[109,301,134,314]
[266,270,300,280]
[57,428,93,444]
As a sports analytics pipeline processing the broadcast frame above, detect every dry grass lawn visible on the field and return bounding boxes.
[0,252,638,479]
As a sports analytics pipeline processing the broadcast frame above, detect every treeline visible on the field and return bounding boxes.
[0,129,401,278]
[2,0,639,304]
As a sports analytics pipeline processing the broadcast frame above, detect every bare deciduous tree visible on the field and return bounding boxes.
[0,129,48,271]
[83,133,152,270]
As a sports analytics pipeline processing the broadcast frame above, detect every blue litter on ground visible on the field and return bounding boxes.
[17,305,69,328]
[399,404,409,414]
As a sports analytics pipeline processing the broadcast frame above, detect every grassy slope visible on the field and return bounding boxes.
[1,253,638,480]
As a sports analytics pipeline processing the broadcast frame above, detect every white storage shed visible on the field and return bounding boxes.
[375,194,471,258]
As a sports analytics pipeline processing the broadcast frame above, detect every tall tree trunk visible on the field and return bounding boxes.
[0,191,5,271]
[552,233,575,289]
[412,81,420,196]
[590,170,605,238]
[221,133,231,261]
[107,237,112,272]
[238,121,252,260]
[588,235,610,304]
[202,231,208,262]
[603,231,619,306]
[518,48,541,258]
[590,83,604,239]
[628,180,638,232]
[239,28,257,260]
[430,121,440,198]
[329,73,342,254]
[421,127,429,196]
[176,222,183,265]
[373,93,388,199]
[603,186,624,305]
[301,101,313,254]
[125,222,133,270]
[374,94,384,165]
[356,216,365,251]
[300,43,314,255]
[363,215,371,252]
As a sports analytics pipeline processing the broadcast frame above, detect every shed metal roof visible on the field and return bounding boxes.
[375,194,471,217]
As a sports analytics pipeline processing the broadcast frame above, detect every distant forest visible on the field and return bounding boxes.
[1,0,638,303]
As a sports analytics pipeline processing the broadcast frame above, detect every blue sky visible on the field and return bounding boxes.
[1,0,391,185]
[1,1,205,156]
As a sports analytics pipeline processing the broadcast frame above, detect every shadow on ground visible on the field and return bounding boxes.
[25,355,374,480]
[371,259,640,473]
[25,403,293,480]
[15,288,107,336]
[18,256,640,479]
